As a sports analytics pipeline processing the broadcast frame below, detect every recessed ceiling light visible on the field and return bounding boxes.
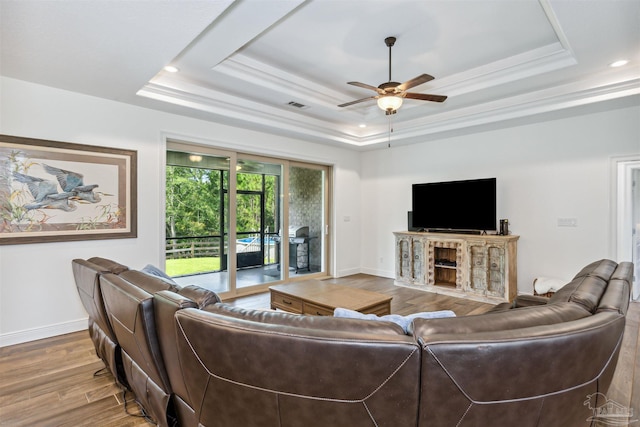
[359,124,367,128]
[609,60,629,68]
[164,65,179,73]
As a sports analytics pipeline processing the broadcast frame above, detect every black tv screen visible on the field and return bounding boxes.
[412,178,496,232]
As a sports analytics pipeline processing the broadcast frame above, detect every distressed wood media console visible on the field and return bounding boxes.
[394,231,519,303]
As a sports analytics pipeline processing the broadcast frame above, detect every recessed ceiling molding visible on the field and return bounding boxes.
[137,82,364,146]
[433,43,577,97]
[539,0,576,56]
[355,78,640,146]
[140,73,638,149]
[214,54,348,108]
[173,0,303,71]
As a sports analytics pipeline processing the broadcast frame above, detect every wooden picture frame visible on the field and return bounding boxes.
[0,134,137,245]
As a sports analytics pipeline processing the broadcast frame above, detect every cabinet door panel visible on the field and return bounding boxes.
[412,239,425,282]
[487,246,505,296]
[469,245,487,292]
[399,239,411,279]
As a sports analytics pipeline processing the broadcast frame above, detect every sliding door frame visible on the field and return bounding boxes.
[163,139,332,300]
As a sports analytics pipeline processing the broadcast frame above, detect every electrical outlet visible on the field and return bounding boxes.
[557,218,578,227]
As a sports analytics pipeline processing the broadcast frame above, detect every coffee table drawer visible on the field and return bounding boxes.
[271,291,303,313]
[361,301,391,316]
[303,302,334,317]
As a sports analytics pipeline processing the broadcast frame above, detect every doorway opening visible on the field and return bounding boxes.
[612,156,639,301]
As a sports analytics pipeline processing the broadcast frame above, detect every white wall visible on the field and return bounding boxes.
[0,77,361,346]
[359,104,640,293]
[1,75,637,346]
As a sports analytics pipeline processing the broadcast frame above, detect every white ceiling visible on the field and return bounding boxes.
[1,0,639,150]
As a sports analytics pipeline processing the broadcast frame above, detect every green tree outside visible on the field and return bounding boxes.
[166,165,279,276]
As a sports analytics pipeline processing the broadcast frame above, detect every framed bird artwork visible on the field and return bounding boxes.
[0,134,137,244]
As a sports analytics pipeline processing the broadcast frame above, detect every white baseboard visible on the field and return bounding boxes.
[359,267,395,279]
[335,267,361,277]
[0,318,88,348]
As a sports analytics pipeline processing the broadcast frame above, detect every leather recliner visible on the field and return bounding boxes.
[99,271,178,426]
[71,257,129,387]
[99,269,221,427]
[152,287,221,427]
[412,259,632,427]
[174,304,421,427]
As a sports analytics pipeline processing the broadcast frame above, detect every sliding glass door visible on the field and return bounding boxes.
[235,156,284,289]
[288,163,329,277]
[165,146,233,294]
[165,141,330,298]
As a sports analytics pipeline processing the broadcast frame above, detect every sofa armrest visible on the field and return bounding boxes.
[513,294,550,307]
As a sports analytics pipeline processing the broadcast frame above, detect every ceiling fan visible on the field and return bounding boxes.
[338,36,447,115]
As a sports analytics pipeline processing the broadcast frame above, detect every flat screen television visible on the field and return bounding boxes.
[412,178,496,233]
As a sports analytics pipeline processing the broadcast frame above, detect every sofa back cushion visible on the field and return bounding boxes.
[72,258,128,385]
[72,259,119,340]
[119,269,178,294]
[548,259,618,312]
[596,261,633,314]
[178,285,221,308]
[411,302,590,337]
[99,273,172,425]
[99,273,171,390]
[153,290,200,427]
[205,303,406,336]
[86,257,129,274]
[572,258,618,281]
[174,307,420,427]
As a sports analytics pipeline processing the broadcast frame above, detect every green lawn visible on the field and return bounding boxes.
[166,257,221,277]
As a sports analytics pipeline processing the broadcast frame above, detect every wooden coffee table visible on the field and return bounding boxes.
[269,280,392,316]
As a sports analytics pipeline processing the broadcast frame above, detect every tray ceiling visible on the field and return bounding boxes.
[2,0,639,149]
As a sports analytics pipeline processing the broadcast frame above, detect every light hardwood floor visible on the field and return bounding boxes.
[0,274,638,426]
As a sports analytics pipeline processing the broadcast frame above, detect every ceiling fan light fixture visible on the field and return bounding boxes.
[377,95,403,113]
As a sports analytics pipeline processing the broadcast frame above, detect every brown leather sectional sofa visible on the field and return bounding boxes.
[72,258,632,427]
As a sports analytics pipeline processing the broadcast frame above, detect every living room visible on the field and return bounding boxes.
[1,0,639,353]
[0,1,639,425]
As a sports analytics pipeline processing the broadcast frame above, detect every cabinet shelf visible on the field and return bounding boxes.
[434,280,456,288]
[435,264,457,269]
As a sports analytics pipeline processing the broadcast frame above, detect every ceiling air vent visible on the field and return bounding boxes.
[286,101,309,109]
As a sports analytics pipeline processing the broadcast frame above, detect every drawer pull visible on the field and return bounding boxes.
[316,311,324,316]
[282,299,292,305]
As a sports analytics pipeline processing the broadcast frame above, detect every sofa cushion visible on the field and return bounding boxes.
[205,303,407,336]
[411,302,591,336]
[333,307,455,334]
[572,258,617,281]
[597,279,630,315]
[177,285,221,308]
[611,261,634,284]
[119,269,178,294]
[86,257,129,274]
[548,275,608,313]
[141,264,180,287]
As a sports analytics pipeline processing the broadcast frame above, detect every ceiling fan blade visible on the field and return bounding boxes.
[347,81,384,94]
[338,96,377,108]
[397,74,435,92]
[405,92,447,103]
